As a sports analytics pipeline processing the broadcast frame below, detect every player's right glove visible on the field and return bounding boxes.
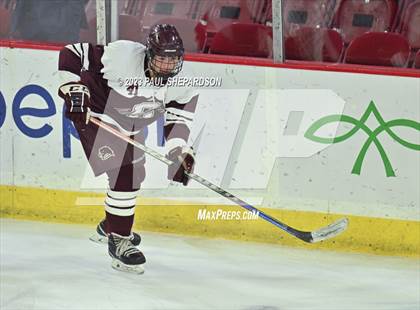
[166,146,195,186]
[58,82,91,125]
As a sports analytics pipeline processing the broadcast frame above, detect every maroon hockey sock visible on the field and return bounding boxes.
[105,212,134,236]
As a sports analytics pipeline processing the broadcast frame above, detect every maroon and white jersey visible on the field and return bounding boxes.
[58,40,198,148]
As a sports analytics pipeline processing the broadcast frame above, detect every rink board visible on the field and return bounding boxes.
[1,185,419,258]
[0,47,419,257]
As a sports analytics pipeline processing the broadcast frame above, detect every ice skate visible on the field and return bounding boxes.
[108,233,146,274]
[89,219,141,245]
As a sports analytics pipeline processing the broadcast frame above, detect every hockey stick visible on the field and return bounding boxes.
[89,116,349,243]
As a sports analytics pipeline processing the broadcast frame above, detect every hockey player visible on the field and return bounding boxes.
[58,24,198,274]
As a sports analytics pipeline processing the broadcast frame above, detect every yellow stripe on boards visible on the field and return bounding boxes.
[1,185,418,258]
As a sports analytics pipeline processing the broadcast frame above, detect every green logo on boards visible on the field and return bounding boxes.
[304,101,420,177]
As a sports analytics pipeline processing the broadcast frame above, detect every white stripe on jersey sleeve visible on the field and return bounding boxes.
[165,119,191,128]
[165,107,194,121]
[165,118,186,124]
[65,43,90,70]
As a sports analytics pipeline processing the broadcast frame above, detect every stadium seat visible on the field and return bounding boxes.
[285,27,344,62]
[209,23,272,58]
[344,32,410,67]
[282,0,335,36]
[398,0,420,49]
[153,17,199,52]
[414,50,420,68]
[196,0,255,51]
[333,0,397,44]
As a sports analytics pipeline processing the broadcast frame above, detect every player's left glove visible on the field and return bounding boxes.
[58,81,91,126]
[167,146,195,186]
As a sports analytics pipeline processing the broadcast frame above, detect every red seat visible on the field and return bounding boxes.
[285,27,344,62]
[209,23,272,58]
[414,50,420,68]
[333,0,397,44]
[344,32,410,67]
[153,17,199,52]
[197,0,255,51]
[398,0,420,49]
[283,0,335,36]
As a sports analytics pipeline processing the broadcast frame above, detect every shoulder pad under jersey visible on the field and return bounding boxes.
[101,40,147,97]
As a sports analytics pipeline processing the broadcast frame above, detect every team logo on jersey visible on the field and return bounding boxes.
[98,146,115,161]
[115,97,164,119]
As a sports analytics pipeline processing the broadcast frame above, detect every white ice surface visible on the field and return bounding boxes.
[0,219,419,310]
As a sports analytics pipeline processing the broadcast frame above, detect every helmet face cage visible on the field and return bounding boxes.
[147,48,184,80]
[146,24,185,80]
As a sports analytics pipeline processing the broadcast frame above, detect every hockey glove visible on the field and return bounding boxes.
[167,146,195,186]
[58,82,91,125]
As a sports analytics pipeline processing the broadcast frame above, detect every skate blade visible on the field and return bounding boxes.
[89,233,108,244]
[111,259,145,275]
